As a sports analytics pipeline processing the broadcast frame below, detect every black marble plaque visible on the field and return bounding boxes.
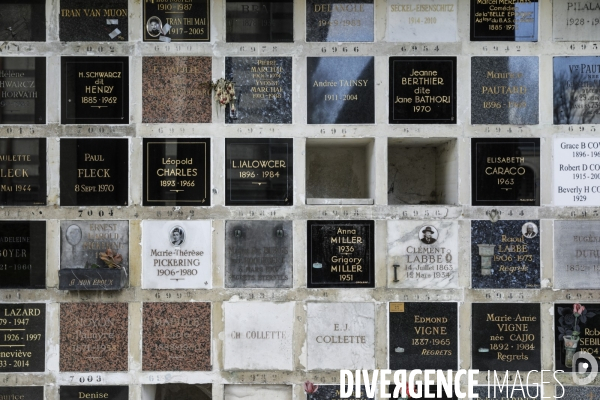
[226,0,293,42]
[307,220,374,288]
[472,303,541,371]
[308,385,368,400]
[471,138,540,206]
[225,138,292,205]
[307,56,375,124]
[471,220,540,289]
[472,386,540,399]
[0,221,45,289]
[0,138,46,206]
[470,0,538,41]
[0,1,46,41]
[306,0,374,42]
[554,56,600,124]
[61,57,129,125]
[555,303,600,371]
[0,57,46,124]
[60,139,128,206]
[0,303,45,372]
[152,384,212,400]
[471,56,539,125]
[59,0,128,42]
[389,57,456,124]
[143,138,210,206]
[389,302,457,370]
[60,386,127,400]
[388,385,456,399]
[144,0,209,42]
[0,387,43,400]
[225,57,292,124]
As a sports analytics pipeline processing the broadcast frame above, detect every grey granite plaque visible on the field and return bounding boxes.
[307,385,367,399]
[559,386,600,399]
[554,56,600,124]
[225,57,292,124]
[553,0,600,41]
[306,0,374,42]
[471,56,539,125]
[225,220,292,288]
[554,220,600,289]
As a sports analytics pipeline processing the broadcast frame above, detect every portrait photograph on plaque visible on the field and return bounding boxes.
[0,57,46,124]
[0,221,46,289]
[0,303,45,372]
[470,0,538,41]
[61,56,129,125]
[0,138,46,206]
[471,138,540,206]
[305,0,374,42]
[59,0,128,42]
[225,0,293,42]
[143,0,210,42]
[0,0,46,42]
[143,138,210,206]
[59,138,129,206]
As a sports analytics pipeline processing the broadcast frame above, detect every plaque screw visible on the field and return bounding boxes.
[276,229,283,237]
[234,229,242,238]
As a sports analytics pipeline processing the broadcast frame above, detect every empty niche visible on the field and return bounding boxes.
[388,138,457,205]
[142,384,212,400]
[306,138,375,205]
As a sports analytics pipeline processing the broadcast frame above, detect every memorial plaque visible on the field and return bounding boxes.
[0,1,45,41]
[0,138,46,206]
[224,57,292,124]
[471,386,540,399]
[471,138,540,206]
[60,139,128,206]
[0,387,43,400]
[386,0,458,42]
[554,56,600,125]
[307,57,375,124]
[0,57,46,124]
[559,386,600,399]
[307,302,375,370]
[306,0,373,42]
[143,0,209,42]
[554,221,600,289]
[224,385,292,400]
[554,303,600,371]
[145,384,212,400]
[0,304,45,372]
[226,0,293,42]
[61,56,129,125]
[553,0,600,41]
[60,386,127,400]
[308,385,368,400]
[554,138,600,206]
[471,56,539,125]
[471,220,540,289]
[307,220,374,288]
[470,0,538,41]
[225,220,292,288]
[59,0,127,41]
[387,221,458,289]
[142,302,211,371]
[142,220,212,289]
[143,138,210,206]
[225,138,292,205]
[387,385,456,399]
[223,301,294,370]
[60,303,128,371]
[389,302,457,370]
[472,303,541,371]
[0,221,45,289]
[389,57,456,124]
[142,57,211,123]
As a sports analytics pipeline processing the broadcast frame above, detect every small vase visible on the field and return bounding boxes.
[564,335,580,368]
[477,244,496,276]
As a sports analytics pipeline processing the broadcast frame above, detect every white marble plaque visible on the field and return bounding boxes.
[387,221,458,289]
[553,0,600,41]
[223,302,294,370]
[387,0,458,42]
[142,220,212,289]
[307,302,375,370]
[554,220,600,289]
[554,138,600,206]
[224,385,292,400]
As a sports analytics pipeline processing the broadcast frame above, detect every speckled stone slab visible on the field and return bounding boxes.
[142,302,211,371]
[559,386,600,399]
[308,385,368,399]
[142,57,211,123]
[60,386,128,400]
[471,220,540,289]
[59,303,128,372]
[0,387,43,400]
[306,0,374,42]
[144,384,212,400]
[0,1,46,41]
[59,0,128,42]
[224,385,292,400]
